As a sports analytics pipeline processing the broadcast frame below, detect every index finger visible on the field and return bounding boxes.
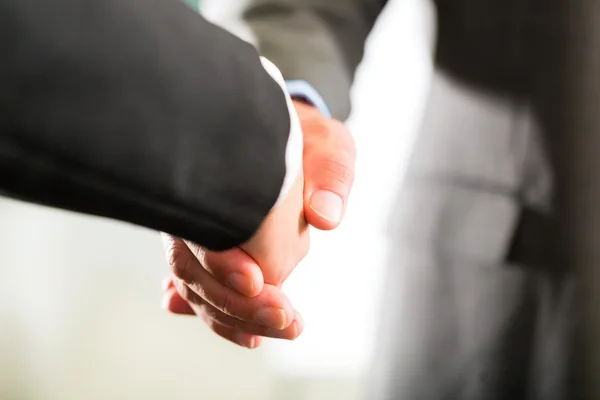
[161,233,264,298]
[185,240,264,298]
[165,236,295,330]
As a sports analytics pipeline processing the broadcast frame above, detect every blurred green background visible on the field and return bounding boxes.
[183,0,199,12]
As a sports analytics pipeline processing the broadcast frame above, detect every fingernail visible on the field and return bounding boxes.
[290,322,300,340]
[291,313,304,340]
[227,273,254,296]
[255,308,287,330]
[310,190,343,223]
[236,332,257,349]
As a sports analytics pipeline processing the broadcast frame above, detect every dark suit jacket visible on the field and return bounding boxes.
[0,0,295,250]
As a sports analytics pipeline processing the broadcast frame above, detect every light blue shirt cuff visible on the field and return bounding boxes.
[286,80,332,119]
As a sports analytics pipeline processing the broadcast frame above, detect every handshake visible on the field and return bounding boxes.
[160,101,356,349]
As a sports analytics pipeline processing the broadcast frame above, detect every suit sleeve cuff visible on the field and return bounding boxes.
[259,57,303,207]
[286,80,332,118]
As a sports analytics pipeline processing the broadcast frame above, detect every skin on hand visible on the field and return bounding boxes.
[161,234,304,349]
[161,169,307,348]
[294,101,356,231]
[240,170,309,287]
[161,101,356,349]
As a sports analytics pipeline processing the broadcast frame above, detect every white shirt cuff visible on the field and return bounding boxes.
[259,56,303,208]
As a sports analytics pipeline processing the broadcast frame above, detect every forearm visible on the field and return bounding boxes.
[0,0,297,250]
[244,4,354,120]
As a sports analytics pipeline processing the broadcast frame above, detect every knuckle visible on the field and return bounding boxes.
[185,240,207,264]
[320,156,355,187]
[163,238,177,267]
[165,240,186,275]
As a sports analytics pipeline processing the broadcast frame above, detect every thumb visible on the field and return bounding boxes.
[301,117,356,231]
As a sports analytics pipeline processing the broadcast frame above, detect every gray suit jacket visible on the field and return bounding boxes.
[234,0,386,121]
[217,1,600,399]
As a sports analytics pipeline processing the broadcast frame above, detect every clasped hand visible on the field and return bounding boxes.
[161,102,355,348]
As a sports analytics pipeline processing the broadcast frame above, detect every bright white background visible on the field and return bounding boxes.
[0,1,433,399]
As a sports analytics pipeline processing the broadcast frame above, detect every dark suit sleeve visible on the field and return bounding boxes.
[230,0,388,120]
[0,0,294,250]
